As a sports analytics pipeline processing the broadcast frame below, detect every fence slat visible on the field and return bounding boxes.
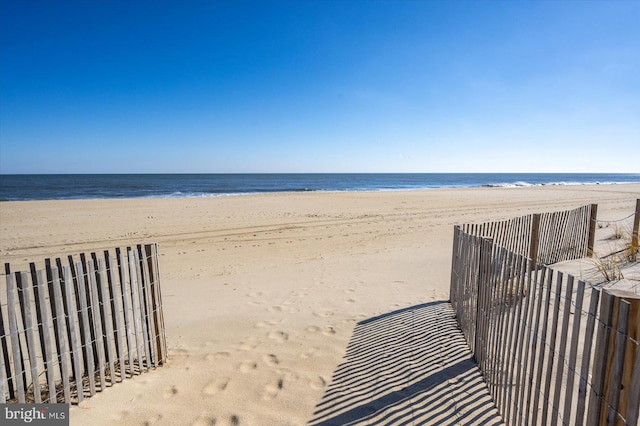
[587,290,615,426]
[531,266,553,426]
[632,199,640,259]
[68,256,91,381]
[133,248,152,371]
[498,251,518,411]
[56,258,77,391]
[0,300,7,403]
[19,271,42,403]
[79,254,99,373]
[92,253,112,379]
[149,243,166,363]
[505,254,527,423]
[562,279,586,425]
[514,258,537,426]
[106,254,126,381]
[5,272,25,403]
[576,287,601,424]
[62,266,84,403]
[75,262,96,397]
[485,244,504,393]
[97,258,116,385]
[119,249,136,377]
[605,299,630,425]
[44,259,64,391]
[27,264,48,383]
[489,248,507,405]
[87,260,106,391]
[133,250,151,371]
[128,249,145,374]
[550,274,574,425]
[35,269,56,402]
[524,266,546,424]
[139,245,158,367]
[1,264,15,402]
[627,342,640,426]
[51,267,71,403]
[540,271,564,424]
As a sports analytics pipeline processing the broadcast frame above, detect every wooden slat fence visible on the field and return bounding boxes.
[450,226,640,426]
[462,204,597,266]
[0,243,166,404]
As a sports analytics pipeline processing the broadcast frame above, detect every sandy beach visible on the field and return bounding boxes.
[1,184,639,425]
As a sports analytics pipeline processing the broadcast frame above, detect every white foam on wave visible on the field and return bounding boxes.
[486,180,629,188]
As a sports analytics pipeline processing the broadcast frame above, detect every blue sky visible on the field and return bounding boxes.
[1,0,639,174]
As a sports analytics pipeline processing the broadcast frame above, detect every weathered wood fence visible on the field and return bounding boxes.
[0,243,166,404]
[450,225,640,425]
[462,204,597,266]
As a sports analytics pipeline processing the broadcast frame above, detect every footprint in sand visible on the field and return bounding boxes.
[305,325,320,333]
[322,326,336,336]
[143,414,163,425]
[267,331,289,343]
[238,341,258,351]
[239,360,257,373]
[192,415,217,426]
[169,348,190,361]
[300,348,318,359]
[226,415,241,426]
[111,410,130,421]
[263,377,284,400]
[310,376,327,390]
[313,310,334,318]
[254,320,277,329]
[263,354,279,367]
[163,385,178,398]
[206,415,241,426]
[268,305,298,314]
[203,377,230,395]
[205,351,231,361]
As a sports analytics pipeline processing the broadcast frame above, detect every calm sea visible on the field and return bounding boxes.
[0,173,638,201]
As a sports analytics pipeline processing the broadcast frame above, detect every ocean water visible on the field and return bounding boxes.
[0,173,638,201]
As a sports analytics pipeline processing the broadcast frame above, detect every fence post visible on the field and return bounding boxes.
[529,213,541,269]
[474,237,493,367]
[599,290,640,426]
[450,226,461,306]
[632,199,640,260]
[587,204,598,257]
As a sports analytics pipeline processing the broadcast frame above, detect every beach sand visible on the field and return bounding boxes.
[1,184,638,425]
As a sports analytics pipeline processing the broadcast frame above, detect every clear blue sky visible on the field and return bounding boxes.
[1,0,639,174]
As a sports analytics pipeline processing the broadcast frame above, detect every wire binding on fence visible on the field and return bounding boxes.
[593,213,636,224]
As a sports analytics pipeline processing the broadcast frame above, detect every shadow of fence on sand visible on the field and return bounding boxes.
[309,301,503,426]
